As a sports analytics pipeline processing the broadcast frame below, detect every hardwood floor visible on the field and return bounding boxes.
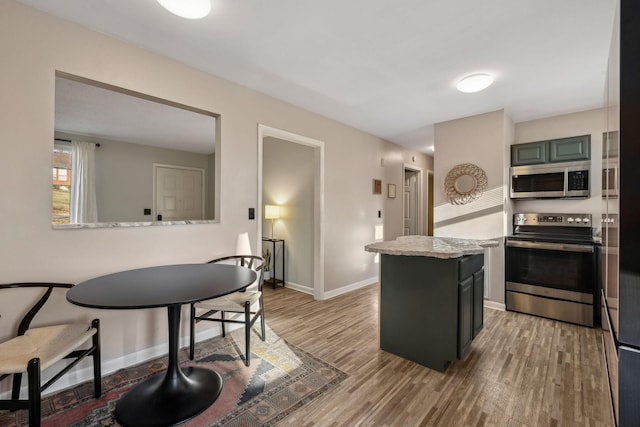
[262,284,612,427]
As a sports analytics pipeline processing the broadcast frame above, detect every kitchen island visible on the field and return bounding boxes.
[365,236,498,372]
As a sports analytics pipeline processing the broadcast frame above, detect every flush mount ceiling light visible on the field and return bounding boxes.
[157,0,211,19]
[456,73,494,93]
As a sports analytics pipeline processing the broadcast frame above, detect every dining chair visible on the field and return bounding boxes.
[0,283,101,427]
[189,255,266,366]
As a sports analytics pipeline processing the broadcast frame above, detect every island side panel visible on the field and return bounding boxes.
[379,254,459,372]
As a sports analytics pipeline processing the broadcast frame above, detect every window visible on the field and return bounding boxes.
[52,143,72,224]
[53,167,69,184]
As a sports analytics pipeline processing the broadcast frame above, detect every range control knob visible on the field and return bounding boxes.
[567,217,574,223]
[575,218,582,223]
[583,217,590,224]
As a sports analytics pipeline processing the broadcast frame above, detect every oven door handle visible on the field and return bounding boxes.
[506,240,594,253]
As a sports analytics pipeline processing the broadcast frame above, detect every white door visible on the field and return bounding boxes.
[155,166,204,221]
[403,170,418,235]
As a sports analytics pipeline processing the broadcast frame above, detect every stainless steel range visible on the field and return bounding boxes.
[505,213,600,327]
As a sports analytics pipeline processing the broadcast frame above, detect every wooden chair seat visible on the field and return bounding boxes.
[194,290,262,313]
[0,324,97,374]
[189,255,266,366]
[0,283,101,427]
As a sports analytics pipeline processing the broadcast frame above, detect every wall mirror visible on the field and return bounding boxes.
[444,163,488,205]
[53,72,220,228]
[454,174,476,194]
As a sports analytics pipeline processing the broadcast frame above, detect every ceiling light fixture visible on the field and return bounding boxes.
[456,73,494,93]
[157,0,211,19]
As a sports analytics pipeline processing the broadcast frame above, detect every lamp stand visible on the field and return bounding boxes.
[270,219,275,239]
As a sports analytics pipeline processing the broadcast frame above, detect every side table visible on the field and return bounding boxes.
[262,237,285,289]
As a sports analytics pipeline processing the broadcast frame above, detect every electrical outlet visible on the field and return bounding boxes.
[378,210,382,218]
[249,208,255,220]
[144,208,151,215]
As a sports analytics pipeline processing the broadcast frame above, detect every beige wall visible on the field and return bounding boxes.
[0,0,431,391]
[433,110,512,304]
[434,110,510,206]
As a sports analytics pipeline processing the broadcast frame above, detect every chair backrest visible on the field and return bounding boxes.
[207,255,265,291]
[0,283,73,338]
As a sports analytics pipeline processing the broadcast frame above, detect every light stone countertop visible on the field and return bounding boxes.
[364,235,499,259]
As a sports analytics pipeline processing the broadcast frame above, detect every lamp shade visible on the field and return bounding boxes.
[264,205,280,220]
[235,232,252,255]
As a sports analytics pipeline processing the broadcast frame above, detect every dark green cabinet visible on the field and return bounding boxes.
[379,252,485,372]
[549,135,590,162]
[511,140,548,165]
[458,276,473,359]
[511,135,591,166]
[458,255,484,360]
[473,269,484,338]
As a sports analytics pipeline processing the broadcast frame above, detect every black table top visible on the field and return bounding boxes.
[67,263,257,310]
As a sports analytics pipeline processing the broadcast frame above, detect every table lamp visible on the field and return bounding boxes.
[264,205,280,239]
[235,232,252,255]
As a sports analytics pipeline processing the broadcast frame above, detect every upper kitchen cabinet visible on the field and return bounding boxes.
[603,131,619,158]
[511,140,548,165]
[549,135,591,162]
[511,135,591,166]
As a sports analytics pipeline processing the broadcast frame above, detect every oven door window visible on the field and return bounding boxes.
[512,172,564,193]
[506,245,595,293]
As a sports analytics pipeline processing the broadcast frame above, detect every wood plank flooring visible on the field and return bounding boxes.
[262,284,612,427]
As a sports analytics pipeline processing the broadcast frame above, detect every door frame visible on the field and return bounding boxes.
[257,124,325,300]
[402,164,425,235]
[153,163,206,220]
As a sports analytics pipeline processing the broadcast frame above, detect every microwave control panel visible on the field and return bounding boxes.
[568,170,589,191]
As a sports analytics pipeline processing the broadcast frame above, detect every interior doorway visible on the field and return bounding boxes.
[402,164,424,236]
[428,170,434,236]
[404,169,419,235]
[258,125,325,300]
[153,164,204,221]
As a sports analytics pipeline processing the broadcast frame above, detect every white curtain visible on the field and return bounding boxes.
[70,141,98,223]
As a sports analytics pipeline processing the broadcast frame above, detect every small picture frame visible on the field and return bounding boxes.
[372,179,382,194]
[388,184,396,199]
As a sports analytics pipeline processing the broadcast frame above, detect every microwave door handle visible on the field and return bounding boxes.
[506,240,594,253]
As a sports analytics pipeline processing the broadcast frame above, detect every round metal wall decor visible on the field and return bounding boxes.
[444,163,488,205]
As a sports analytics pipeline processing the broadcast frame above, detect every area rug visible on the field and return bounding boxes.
[0,327,347,426]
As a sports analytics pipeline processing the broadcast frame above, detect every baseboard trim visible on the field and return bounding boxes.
[321,277,377,300]
[484,300,506,311]
[279,281,313,295]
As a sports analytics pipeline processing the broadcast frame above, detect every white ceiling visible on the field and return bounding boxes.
[19,0,617,154]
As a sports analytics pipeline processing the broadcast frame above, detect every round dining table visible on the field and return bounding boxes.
[67,263,257,427]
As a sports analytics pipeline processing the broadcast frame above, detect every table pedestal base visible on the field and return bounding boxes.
[115,366,222,426]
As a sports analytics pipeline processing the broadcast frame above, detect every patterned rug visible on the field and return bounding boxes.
[1,327,347,426]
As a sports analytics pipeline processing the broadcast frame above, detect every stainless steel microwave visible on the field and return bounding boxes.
[510,161,590,199]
